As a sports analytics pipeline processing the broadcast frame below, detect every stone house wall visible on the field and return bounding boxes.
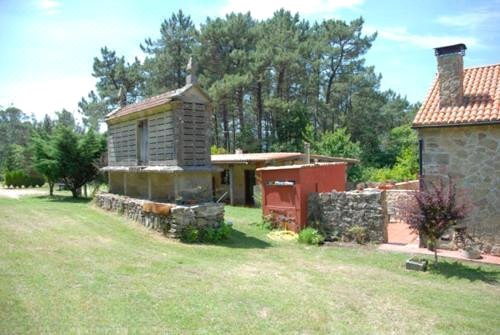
[308,189,388,243]
[419,125,500,245]
[94,193,224,239]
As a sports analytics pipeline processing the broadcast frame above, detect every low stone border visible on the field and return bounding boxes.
[94,193,224,239]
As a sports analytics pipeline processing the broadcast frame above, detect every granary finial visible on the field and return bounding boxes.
[186,56,198,85]
[118,85,127,107]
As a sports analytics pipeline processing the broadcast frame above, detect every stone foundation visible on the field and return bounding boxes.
[94,193,224,238]
[308,189,388,243]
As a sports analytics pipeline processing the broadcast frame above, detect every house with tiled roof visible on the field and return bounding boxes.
[413,43,499,249]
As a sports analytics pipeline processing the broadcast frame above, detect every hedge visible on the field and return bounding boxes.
[4,170,45,188]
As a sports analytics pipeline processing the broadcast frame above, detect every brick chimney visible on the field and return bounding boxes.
[434,43,466,108]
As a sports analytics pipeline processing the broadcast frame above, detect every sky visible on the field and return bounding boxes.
[0,0,499,121]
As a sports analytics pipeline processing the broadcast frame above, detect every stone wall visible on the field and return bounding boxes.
[385,189,415,222]
[94,193,224,239]
[308,189,388,243]
[419,125,500,245]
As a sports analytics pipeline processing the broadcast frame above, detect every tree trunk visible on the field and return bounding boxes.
[48,181,54,196]
[70,188,79,198]
[213,111,219,147]
[237,87,244,131]
[256,81,263,148]
[222,103,229,152]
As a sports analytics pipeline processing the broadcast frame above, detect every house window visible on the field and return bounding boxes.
[137,120,149,164]
[221,170,230,185]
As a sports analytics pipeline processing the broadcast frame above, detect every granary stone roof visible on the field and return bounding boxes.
[413,64,500,128]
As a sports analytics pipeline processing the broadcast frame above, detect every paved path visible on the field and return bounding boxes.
[0,188,47,199]
[379,243,500,266]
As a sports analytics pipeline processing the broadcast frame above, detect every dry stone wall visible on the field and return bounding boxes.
[385,189,415,222]
[94,193,224,238]
[308,189,388,243]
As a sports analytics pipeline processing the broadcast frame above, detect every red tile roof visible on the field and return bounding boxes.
[105,84,211,121]
[106,88,182,121]
[413,64,500,127]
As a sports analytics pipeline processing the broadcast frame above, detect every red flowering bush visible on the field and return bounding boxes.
[400,177,469,262]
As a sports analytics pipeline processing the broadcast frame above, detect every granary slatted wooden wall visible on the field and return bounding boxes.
[179,102,210,166]
[108,121,137,166]
[147,111,176,165]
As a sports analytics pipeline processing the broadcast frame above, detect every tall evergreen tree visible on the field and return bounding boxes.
[141,10,198,95]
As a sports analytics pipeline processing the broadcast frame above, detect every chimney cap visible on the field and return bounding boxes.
[434,43,467,56]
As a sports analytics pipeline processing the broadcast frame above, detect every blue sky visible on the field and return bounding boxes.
[1,0,499,120]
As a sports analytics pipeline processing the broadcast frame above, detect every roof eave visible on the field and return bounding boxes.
[413,119,500,129]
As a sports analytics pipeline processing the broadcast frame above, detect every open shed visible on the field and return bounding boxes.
[257,162,347,232]
[212,152,357,206]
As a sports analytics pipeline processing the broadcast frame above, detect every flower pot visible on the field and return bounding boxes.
[462,248,482,259]
[406,257,428,271]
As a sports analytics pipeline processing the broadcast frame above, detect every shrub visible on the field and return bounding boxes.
[298,227,325,245]
[4,171,12,188]
[181,226,200,243]
[400,177,469,263]
[346,225,368,244]
[181,222,233,243]
[10,170,27,188]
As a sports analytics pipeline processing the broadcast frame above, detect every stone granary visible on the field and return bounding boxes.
[101,59,214,203]
[413,43,499,249]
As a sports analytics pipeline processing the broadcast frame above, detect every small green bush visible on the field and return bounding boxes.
[346,225,368,244]
[298,227,325,245]
[181,222,233,243]
[4,171,12,187]
[181,226,200,243]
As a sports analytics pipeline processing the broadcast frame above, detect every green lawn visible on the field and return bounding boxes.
[0,194,499,334]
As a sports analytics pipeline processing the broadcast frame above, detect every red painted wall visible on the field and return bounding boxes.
[259,164,346,232]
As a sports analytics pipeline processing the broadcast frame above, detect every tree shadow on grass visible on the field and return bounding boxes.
[34,195,92,204]
[216,229,272,249]
[429,261,500,284]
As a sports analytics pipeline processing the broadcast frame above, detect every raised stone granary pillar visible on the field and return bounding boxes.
[435,43,466,108]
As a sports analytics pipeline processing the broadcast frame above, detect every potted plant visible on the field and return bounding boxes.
[405,257,428,271]
[462,241,482,259]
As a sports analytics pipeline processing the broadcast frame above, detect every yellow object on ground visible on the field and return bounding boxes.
[267,230,298,241]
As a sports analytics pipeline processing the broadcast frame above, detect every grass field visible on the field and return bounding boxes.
[0,193,499,334]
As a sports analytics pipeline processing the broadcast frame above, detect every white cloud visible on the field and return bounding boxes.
[39,0,62,15]
[365,25,479,49]
[437,10,500,28]
[220,0,363,19]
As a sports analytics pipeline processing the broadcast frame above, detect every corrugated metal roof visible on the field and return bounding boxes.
[211,152,358,164]
[211,152,303,163]
[256,162,346,171]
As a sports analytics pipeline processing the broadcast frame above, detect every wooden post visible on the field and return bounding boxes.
[108,172,112,193]
[148,174,152,200]
[229,167,235,205]
[123,173,127,196]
